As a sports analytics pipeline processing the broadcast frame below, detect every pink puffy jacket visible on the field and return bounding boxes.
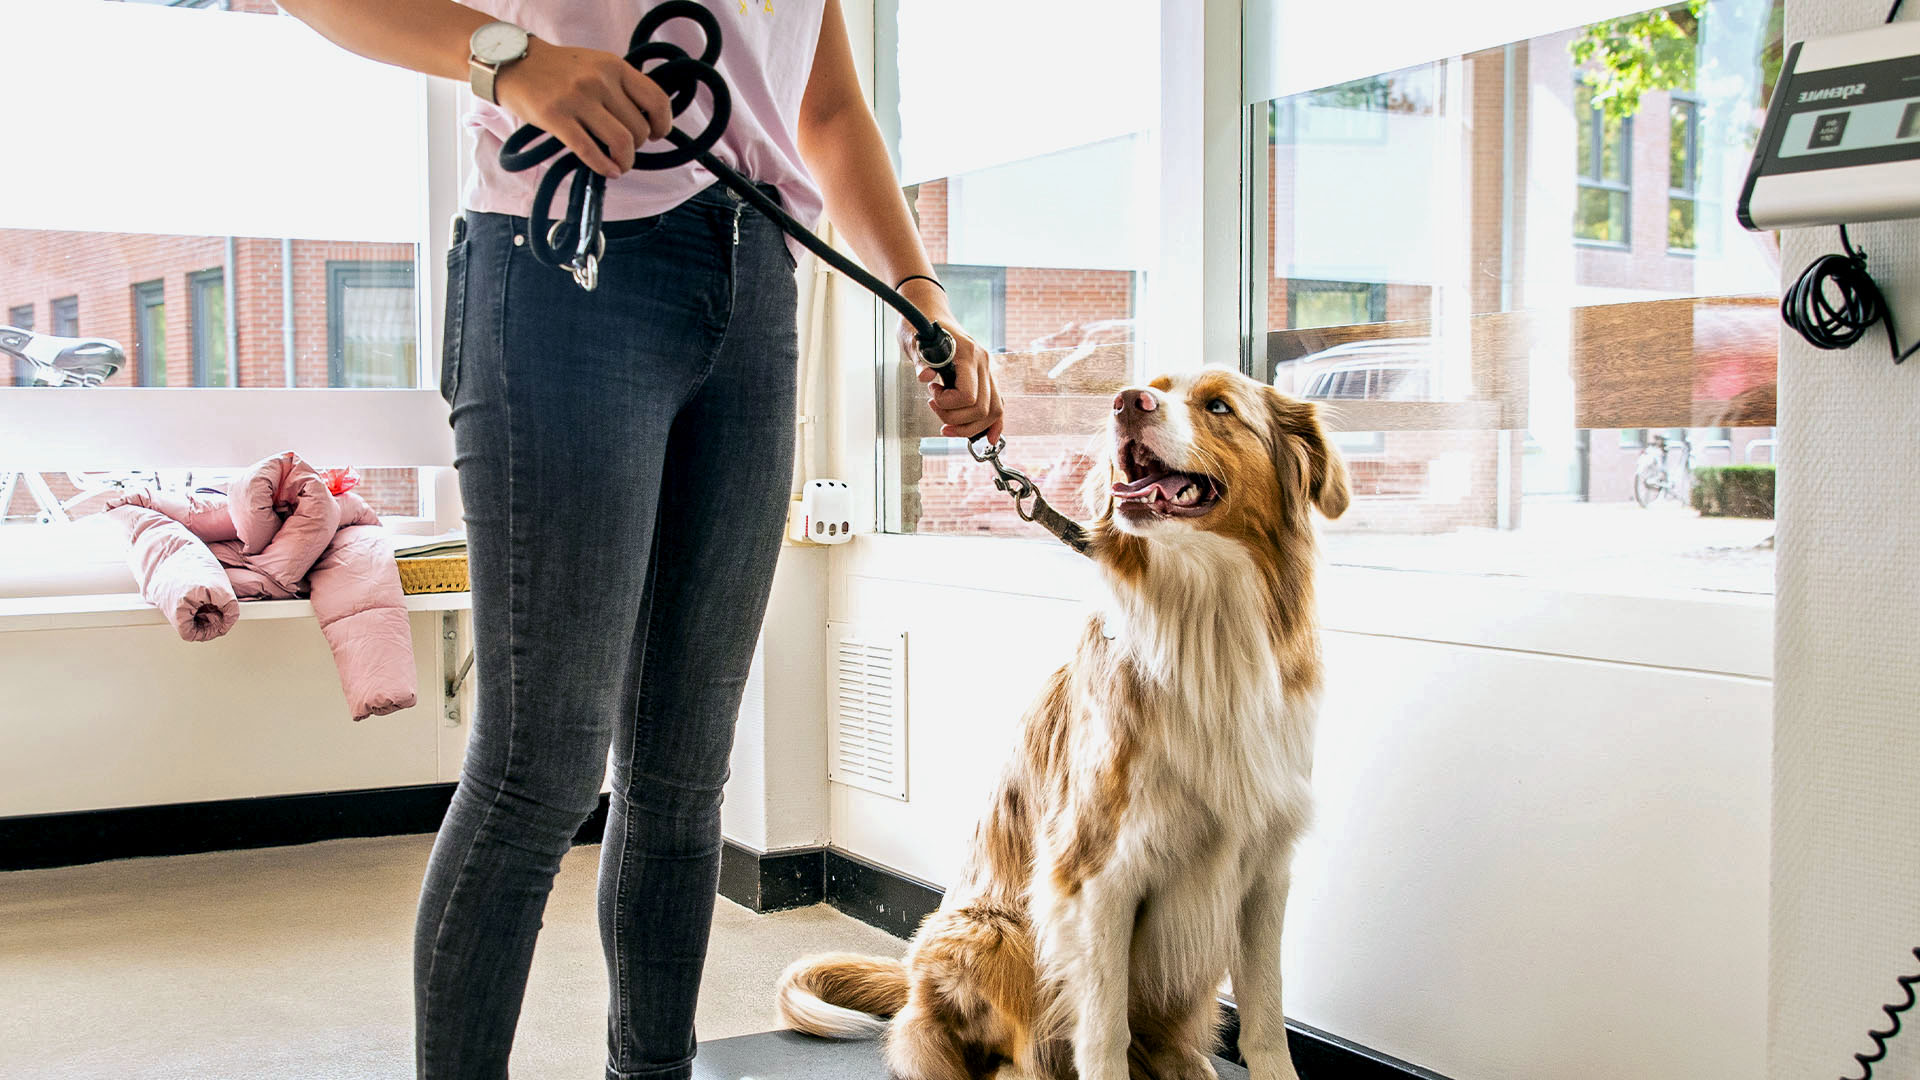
[107,452,418,721]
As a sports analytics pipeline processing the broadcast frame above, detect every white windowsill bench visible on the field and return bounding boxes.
[0,589,472,635]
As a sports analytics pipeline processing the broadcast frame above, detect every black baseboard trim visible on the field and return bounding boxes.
[1,785,612,872]
[719,841,825,913]
[1216,1005,1453,1080]
[822,848,944,936]
[715,844,946,925]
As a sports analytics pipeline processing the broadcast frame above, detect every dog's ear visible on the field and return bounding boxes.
[1264,388,1350,519]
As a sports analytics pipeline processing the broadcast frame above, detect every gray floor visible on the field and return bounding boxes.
[0,834,904,1080]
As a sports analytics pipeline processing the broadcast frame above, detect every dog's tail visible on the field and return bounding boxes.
[776,953,908,1039]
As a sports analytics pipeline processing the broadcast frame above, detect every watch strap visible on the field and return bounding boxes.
[469,56,501,105]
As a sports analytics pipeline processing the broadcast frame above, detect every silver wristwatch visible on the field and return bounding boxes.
[468,20,531,105]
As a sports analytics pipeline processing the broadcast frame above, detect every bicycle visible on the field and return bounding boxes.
[0,325,143,525]
[1632,432,1693,508]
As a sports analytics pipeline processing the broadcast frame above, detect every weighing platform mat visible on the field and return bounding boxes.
[692,1029,1251,1080]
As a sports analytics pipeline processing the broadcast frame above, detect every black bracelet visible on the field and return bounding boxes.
[895,274,945,293]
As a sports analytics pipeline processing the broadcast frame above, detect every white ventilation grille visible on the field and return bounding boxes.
[827,626,908,800]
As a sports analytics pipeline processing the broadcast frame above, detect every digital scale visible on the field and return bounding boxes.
[1740,19,1920,230]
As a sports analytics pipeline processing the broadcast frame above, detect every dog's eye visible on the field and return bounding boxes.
[1206,399,1231,415]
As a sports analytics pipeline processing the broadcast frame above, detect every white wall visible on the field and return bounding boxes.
[0,611,468,817]
[1770,4,1920,1078]
[827,536,1771,1080]
[723,546,831,854]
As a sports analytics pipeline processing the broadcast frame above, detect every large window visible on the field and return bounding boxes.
[878,0,1158,537]
[1252,0,1785,597]
[0,1,433,527]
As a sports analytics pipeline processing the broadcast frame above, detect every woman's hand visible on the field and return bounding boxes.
[897,280,1004,443]
[494,39,674,179]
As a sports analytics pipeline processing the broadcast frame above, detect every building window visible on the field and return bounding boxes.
[133,280,166,386]
[1287,279,1387,329]
[1668,95,1708,252]
[932,264,1006,354]
[6,304,31,386]
[326,261,417,388]
[189,268,227,387]
[1574,80,1631,246]
[51,295,79,338]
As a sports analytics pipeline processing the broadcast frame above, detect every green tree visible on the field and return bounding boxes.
[1571,1,1705,122]
[1571,0,1786,122]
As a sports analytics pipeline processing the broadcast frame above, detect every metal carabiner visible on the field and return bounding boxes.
[967,434,1040,520]
[550,180,607,292]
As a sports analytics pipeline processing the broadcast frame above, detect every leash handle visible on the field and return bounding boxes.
[918,326,956,388]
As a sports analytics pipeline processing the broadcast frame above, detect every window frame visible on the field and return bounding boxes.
[1667,93,1705,253]
[6,304,31,386]
[50,296,79,338]
[1574,80,1632,249]
[930,263,1007,354]
[188,268,226,388]
[1286,278,1388,329]
[132,280,166,387]
[325,260,419,390]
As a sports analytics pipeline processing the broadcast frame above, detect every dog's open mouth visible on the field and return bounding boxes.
[1112,440,1222,518]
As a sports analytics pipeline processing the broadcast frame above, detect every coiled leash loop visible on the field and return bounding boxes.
[497,0,1087,554]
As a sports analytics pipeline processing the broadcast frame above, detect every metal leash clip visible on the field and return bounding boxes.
[967,435,1041,522]
[549,179,606,292]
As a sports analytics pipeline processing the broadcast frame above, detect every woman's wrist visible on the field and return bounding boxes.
[897,276,951,322]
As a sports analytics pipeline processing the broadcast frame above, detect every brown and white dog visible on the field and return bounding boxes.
[777,368,1349,1080]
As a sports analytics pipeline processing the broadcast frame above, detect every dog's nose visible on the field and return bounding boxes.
[1113,389,1157,414]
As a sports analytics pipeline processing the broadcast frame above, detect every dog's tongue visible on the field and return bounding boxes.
[1112,473,1191,500]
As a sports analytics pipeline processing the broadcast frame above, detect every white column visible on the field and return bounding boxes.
[1151,0,1245,372]
[1771,2,1920,1077]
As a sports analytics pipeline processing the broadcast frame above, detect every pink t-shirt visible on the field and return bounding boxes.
[462,0,826,230]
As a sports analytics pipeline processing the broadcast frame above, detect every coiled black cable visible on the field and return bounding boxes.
[495,0,956,378]
[1844,947,1920,1080]
[1781,226,1919,365]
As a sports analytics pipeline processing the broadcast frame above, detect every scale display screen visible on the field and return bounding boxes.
[1740,22,1920,230]
[1777,95,1920,159]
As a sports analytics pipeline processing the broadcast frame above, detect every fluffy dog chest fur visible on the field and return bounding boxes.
[1066,532,1318,885]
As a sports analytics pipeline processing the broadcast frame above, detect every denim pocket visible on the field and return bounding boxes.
[600,213,669,253]
[439,221,470,408]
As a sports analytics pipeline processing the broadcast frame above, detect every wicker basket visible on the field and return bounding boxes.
[397,554,470,594]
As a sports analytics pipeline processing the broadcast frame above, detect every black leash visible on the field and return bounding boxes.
[497,0,1087,554]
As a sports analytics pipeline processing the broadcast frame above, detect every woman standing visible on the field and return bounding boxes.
[278,2,1001,1077]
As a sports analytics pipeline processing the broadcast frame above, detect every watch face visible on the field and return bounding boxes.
[472,22,527,64]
